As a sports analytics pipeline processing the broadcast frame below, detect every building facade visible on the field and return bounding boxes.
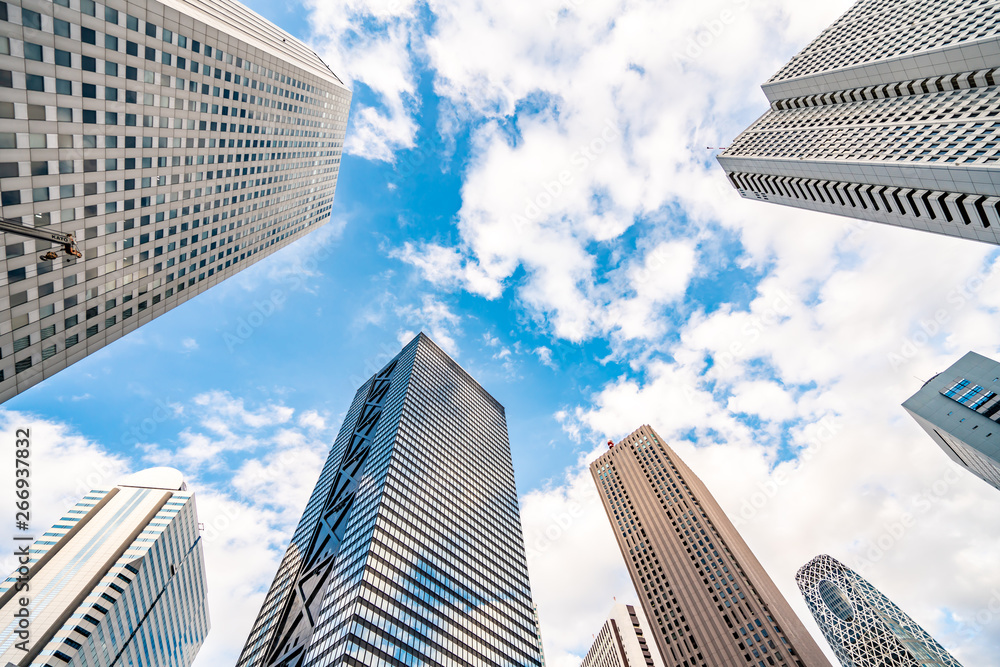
[581,603,664,667]
[903,350,1000,491]
[0,0,351,401]
[796,555,962,667]
[0,466,209,666]
[718,0,1000,245]
[590,425,830,667]
[238,333,543,667]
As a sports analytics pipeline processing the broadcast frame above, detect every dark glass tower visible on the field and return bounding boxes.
[238,333,542,667]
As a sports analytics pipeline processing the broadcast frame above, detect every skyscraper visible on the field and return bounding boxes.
[0,0,350,401]
[0,466,209,666]
[238,333,542,667]
[796,555,962,667]
[718,0,1000,245]
[902,350,1000,491]
[591,425,830,667]
[581,603,665,667]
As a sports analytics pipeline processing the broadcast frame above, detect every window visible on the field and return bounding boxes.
[81,27,96,44]
[24,42,42,61]
[26,75,44,92]
[56,79,71,95]
[0,162,16,178]
[21,9,41,30]
[54,18,70,37]
[55,49,71,67]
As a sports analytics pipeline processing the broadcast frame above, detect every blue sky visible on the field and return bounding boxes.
[5,0,1000,665]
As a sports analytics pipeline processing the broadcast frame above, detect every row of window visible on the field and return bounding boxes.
[729,171,999,230]
[8,0,333,100]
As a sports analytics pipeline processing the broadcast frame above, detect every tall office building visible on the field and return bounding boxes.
[0,466,209,666]
[718,0,1000,245]
[591,425,830,667]
[903,350,1000,491]
[238,333,542,667]
[0,0,350,401]
[581,603,665,667]
[796,555,962,667]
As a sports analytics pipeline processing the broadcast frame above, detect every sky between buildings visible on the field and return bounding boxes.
[2,0,1000,665]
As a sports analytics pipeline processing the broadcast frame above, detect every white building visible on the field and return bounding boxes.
[0,0,351,400]
[581,603,665,667]
[718,0,1000,245]
[903,350,1000,492]
[0,467,210,666]
[797,555,962,667]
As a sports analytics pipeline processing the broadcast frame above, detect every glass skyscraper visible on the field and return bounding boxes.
[718,0,1000,245]
[903,350,1000,491]
[239,333,542,667]
[796,555,962,667]
[591,425,831,667]
[0,0,350,401]
[0,466,209,666]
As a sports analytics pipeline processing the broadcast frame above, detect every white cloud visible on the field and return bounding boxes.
[182,338,199,351]
[298,410,328,431]
[395,294,462,355]
[297,0,1000,660]
[0,396,338,667]
[305,0,421,161]
[534,346,557,369]
[520,458,635,666]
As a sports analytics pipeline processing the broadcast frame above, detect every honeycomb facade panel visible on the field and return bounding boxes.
[0,0,351,401]
[796,555,963,667]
